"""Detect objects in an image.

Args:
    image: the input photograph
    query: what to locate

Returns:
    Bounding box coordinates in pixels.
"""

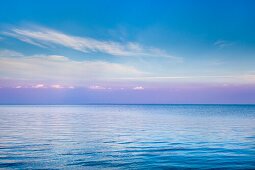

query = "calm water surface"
[0,105,254,169]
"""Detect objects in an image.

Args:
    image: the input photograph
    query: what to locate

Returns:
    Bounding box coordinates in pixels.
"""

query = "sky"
[0,0,255,104]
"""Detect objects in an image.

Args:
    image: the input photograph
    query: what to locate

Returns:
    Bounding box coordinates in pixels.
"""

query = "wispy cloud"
[113,75,255,84]
[0,50,143,85]
[0,49,24,57]
[51,84,64,88]
[2,26,182,61]
[32,84,45,88]
[13,84,76,89]
[117,75,234,80]
[89,85,106,90]
[214,40,234,48]
[133,86,144,90]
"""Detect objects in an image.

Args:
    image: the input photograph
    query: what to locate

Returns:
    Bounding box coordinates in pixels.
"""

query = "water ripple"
[0,105,254,169]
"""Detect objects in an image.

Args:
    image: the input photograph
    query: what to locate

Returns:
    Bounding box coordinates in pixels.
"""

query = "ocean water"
[0,105,254,169]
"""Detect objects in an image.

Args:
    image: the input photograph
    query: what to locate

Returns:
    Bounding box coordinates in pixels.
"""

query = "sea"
[0,105,254,169]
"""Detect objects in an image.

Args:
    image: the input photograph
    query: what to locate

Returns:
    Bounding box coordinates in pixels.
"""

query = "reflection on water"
[0,105,255,169]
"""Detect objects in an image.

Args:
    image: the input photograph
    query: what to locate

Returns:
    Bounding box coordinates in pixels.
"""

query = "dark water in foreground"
[0,105,254,169]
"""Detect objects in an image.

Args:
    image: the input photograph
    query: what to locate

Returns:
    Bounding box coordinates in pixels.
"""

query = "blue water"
[0,105,254,169]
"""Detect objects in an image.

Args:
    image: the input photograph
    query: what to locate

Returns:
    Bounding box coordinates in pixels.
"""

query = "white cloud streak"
[51,84,64,88]
[89,85,106,90]
[0,50,144,85]
[32,84,45,88]
[2,26,182,61]
[133,86,144,90]
[116,75,235,80]
[214,40,233,48]
[112,75,255,84]
[0,49,24,57]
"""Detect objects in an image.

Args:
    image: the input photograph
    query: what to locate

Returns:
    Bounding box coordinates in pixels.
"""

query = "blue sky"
[0,0,255,103]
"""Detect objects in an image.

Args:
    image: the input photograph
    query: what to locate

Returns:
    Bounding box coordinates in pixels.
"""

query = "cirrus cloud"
[2,25,182,61]
[214,40,234,48]
[0,50,144,86]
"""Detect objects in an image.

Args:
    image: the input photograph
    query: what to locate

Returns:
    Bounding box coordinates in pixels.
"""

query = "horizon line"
[0,103,255,106]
